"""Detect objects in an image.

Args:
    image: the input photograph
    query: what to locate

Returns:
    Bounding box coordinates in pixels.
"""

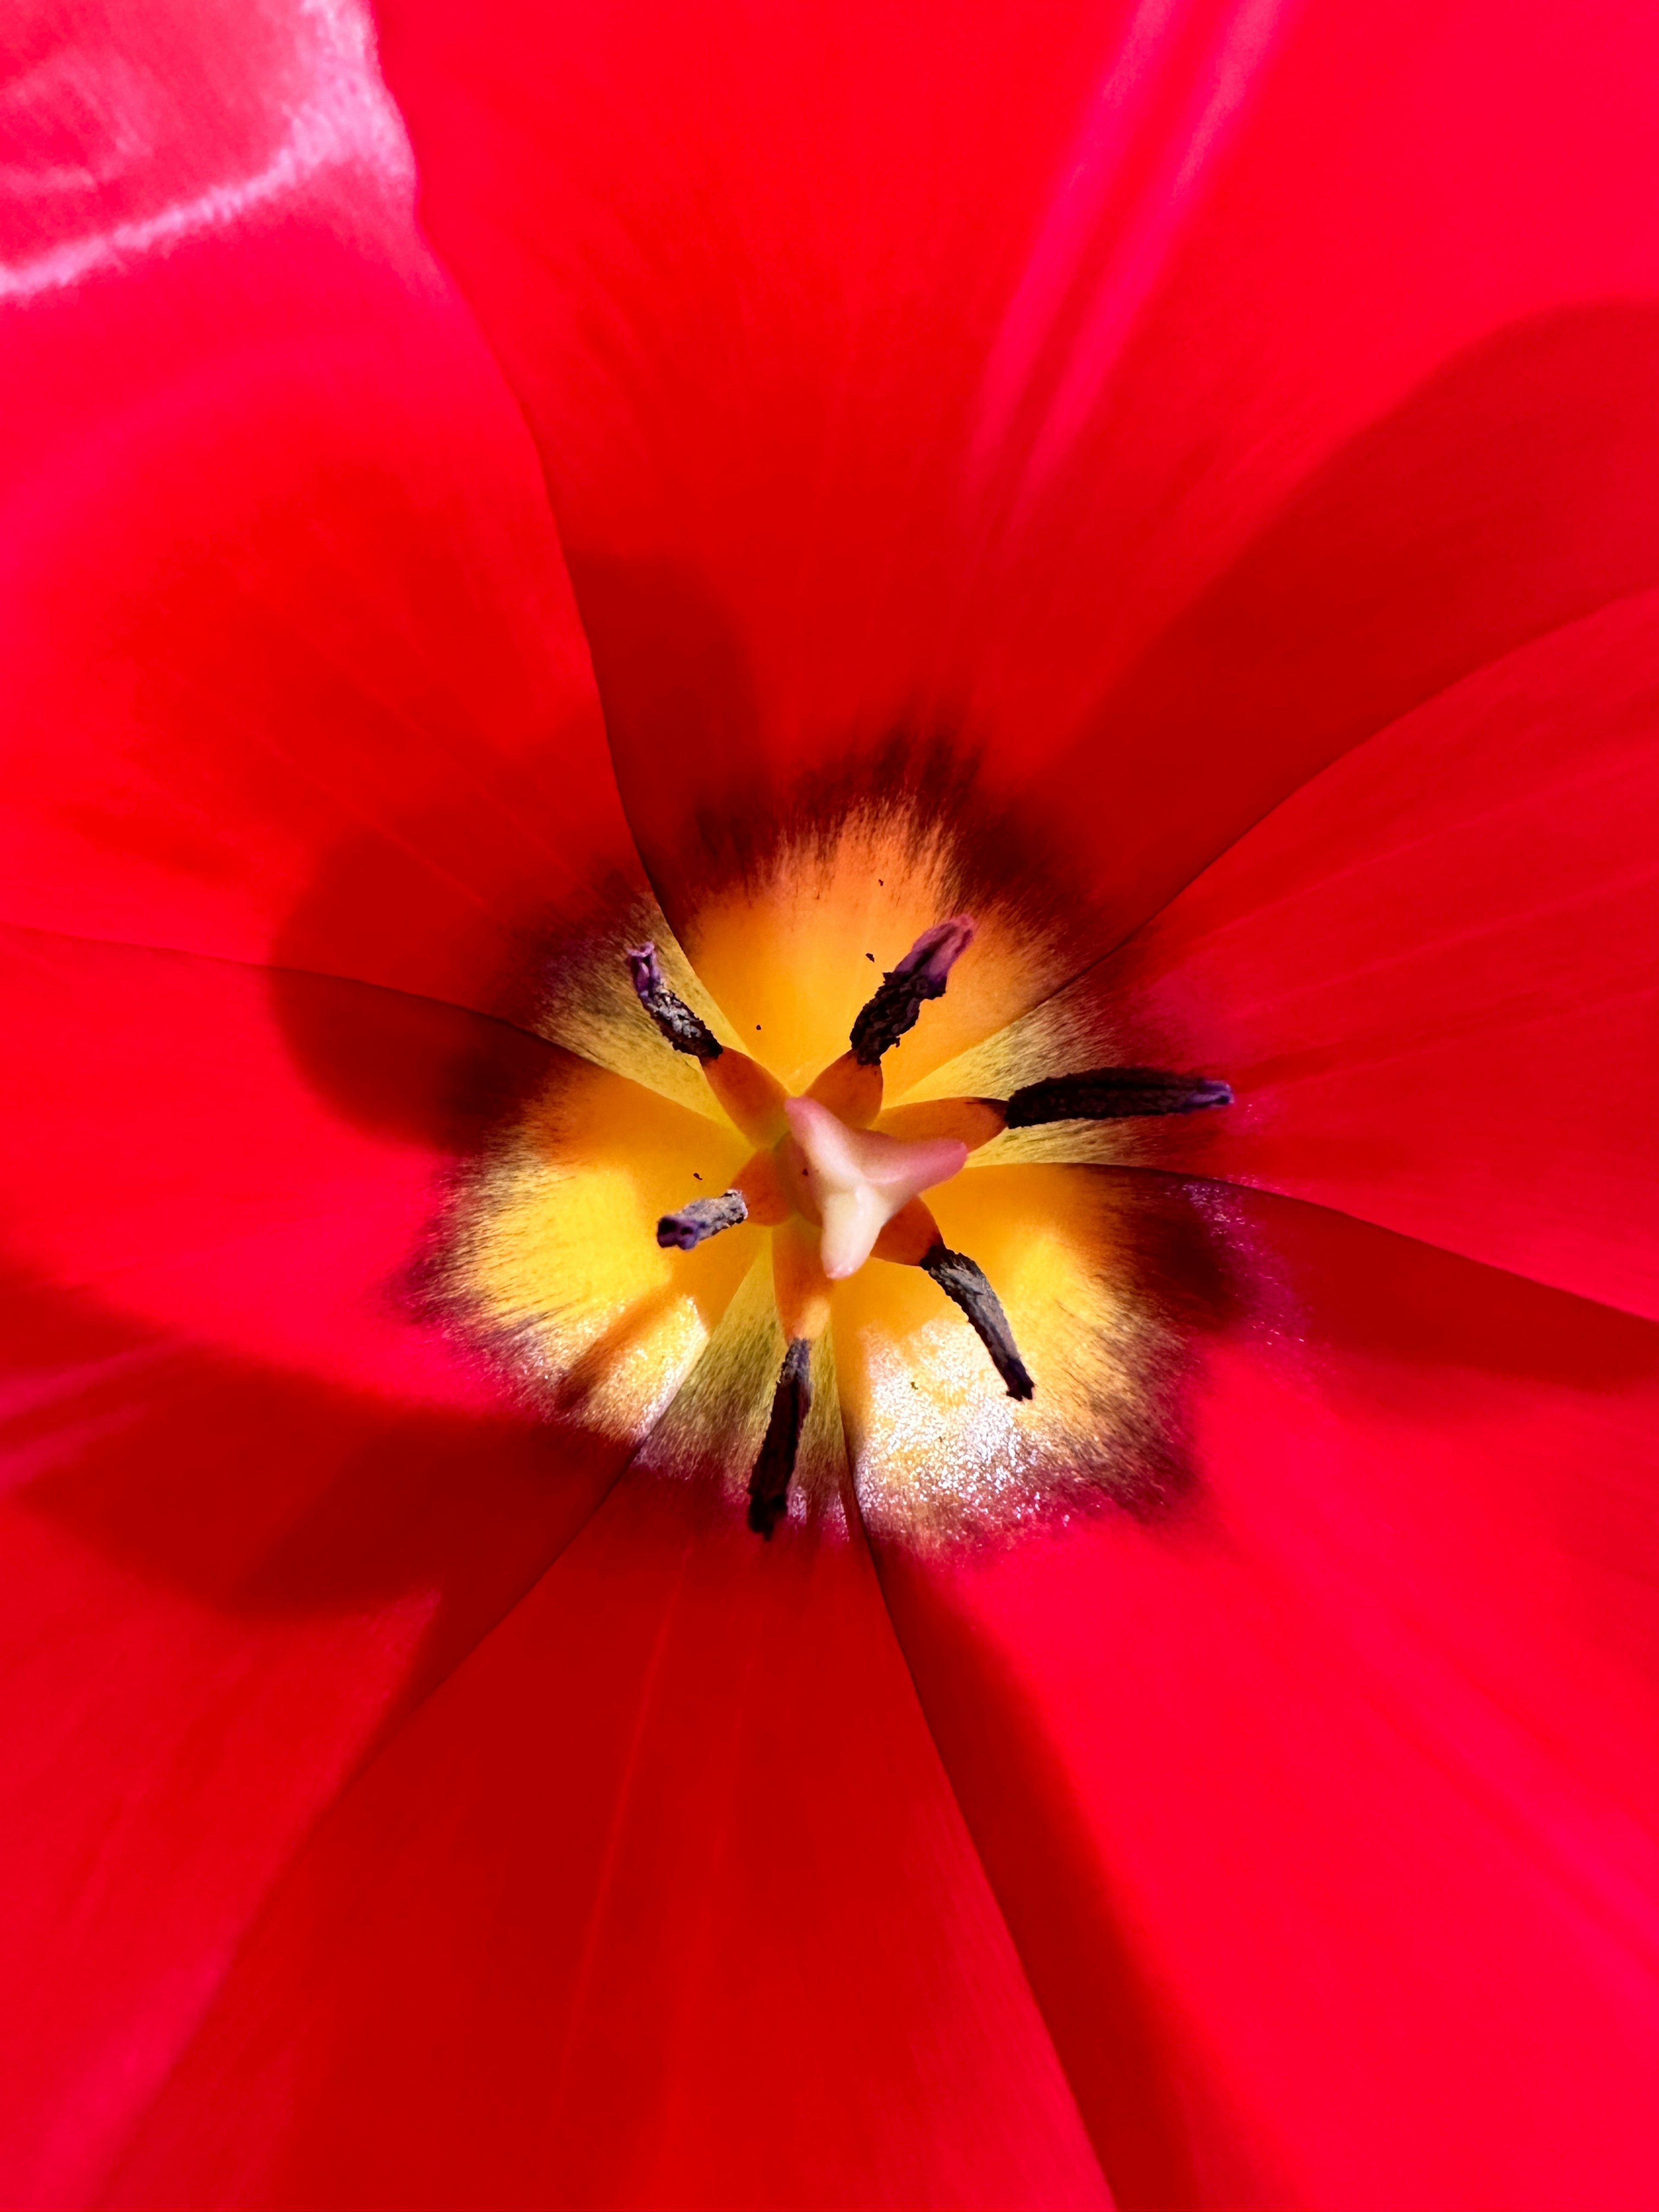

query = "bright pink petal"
[101,1474,1110,2212]
[877,1189,1659,2212]
[1049,591,1659,1319]
[2,2,639,1023]
[1,0,404,281]
[377,0,1659,947]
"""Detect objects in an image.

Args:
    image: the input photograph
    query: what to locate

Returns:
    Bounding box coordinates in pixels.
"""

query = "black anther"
[748,1337,813,1538]
[625,943,723,1061]
[657,1189,749,1250]
[1002,1067,1232,1126]
[919,1244,1034,1400]
[849,915,974,1065]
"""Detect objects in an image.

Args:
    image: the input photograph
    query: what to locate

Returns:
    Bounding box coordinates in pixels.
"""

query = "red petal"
[1056,592,1659,1319]
[1,0,404,279]
[0,1261,618,2208]
[2,8,638,1023]
[102,1475,1110,2211]
[877,1191,1659,2211]
[0,924,547,1401]
[0,920,628,2202]
[0,1247,626,2212]
[377,0,1659,947]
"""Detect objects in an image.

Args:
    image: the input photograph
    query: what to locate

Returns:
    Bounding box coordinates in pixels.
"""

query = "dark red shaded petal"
[102,1475,1110,2212]
[2,16,639,1023]
[1052,593,1659,1319]
[377,0,1659,950]
[876,1190,1659,2212]
[1040,296,1659,949]
[0,924,552,1399]
[0,923,628,2203]
[0,1282,620,2212]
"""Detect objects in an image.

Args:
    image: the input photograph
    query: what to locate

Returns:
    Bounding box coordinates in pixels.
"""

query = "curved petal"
[875,1189,1659,2212]
[377,0,1659,950]
[1,0,407,286]
[101,1474,1110,2212]
[0,923,541,1399]
[0,1254,619,2210]
[0,916,633,2202]
[1,1,641,1027]
[968,592,1659,1319]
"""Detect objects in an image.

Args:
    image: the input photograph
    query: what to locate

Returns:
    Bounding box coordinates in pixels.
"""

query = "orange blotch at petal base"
[440,819,1233,1548]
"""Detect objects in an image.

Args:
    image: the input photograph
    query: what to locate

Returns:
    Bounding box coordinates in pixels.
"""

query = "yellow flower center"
[440,811,1233,1548]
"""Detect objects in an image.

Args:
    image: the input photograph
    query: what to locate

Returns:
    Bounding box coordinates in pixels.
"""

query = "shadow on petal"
[1052,297,1659,945]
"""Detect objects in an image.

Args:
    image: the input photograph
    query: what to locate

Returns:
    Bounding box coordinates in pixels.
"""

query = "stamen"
[625,943,723,1061]
[748,1336,813,1538]
[657,1188,748,1250]
[920,1243,1035,1400]
[1003,1067,1233,1125]
[849,915,975,1065]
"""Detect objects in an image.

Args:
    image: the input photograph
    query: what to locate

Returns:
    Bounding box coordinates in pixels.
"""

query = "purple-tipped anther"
[892,914,975,987]
[849,913,976,1063]
[1002,1067,1233,1125]
[624,941,722,1061]
[657,1189,748,1249]
[624,942,663,998]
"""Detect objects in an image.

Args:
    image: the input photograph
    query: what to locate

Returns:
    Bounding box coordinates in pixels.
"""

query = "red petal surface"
[0,930,625,2205]
[0,1267,616,2210]
[877,1189,1659,2212]
[1055,591,1659,1319]
[0,924,541,1400]
[9,8,1659,2208]
[2,0,403,278]
[102,1474,1110,2212]
[2,1,637,1023]
[378,0,1659,953]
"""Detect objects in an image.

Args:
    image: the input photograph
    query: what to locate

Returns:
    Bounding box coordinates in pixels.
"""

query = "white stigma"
[784,1096,967,1280]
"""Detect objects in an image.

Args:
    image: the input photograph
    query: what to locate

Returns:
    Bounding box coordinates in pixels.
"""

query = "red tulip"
[4,0,1659,2206]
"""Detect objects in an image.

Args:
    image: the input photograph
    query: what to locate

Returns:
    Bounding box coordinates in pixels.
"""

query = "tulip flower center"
[624,918,1231,1537]
[447,824,1233,1550]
